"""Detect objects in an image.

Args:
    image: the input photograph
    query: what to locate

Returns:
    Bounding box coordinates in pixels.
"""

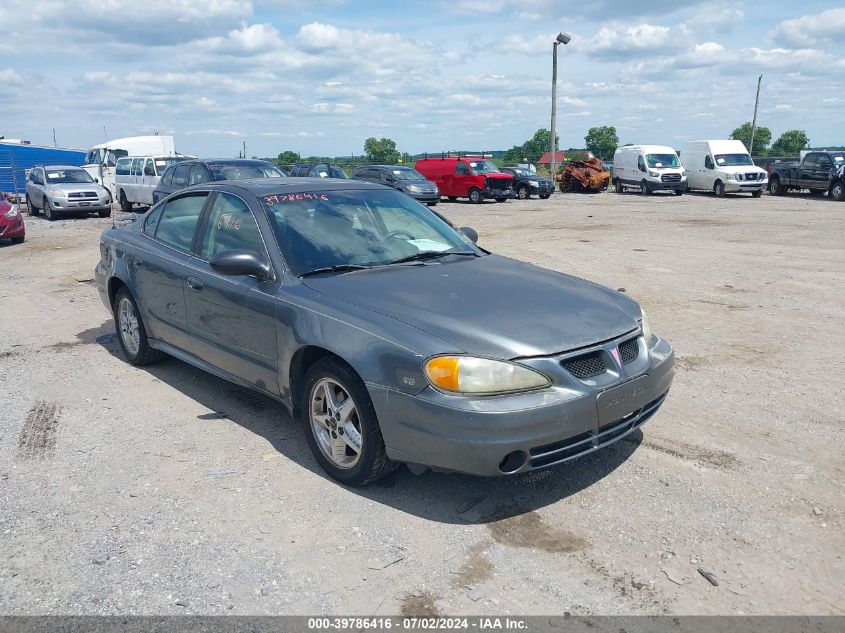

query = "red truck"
[415,156,513,203]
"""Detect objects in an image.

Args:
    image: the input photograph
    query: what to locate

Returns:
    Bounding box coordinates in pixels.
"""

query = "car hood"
[301,254,641,359]
[50,183,108,194]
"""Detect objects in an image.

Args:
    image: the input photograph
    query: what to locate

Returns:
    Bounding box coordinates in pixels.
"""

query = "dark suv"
[352,165,439,205]
[152,159,285,204]
[500,167,554,200]
[289,163,349,179]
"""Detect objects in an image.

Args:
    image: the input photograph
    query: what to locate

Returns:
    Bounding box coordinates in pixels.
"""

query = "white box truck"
[613,145,686,195]
[679,140,767,198]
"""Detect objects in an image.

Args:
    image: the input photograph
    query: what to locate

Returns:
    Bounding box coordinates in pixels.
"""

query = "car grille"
[561,350,606,379]
[486,178,509,191]
[527,391,668,469]
[661,173,681,182]
[67,191,99,199]
[618,337,640,364]
[744,173,763,181]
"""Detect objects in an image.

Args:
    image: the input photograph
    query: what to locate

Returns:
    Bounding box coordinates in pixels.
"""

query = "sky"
[1,0,843,158]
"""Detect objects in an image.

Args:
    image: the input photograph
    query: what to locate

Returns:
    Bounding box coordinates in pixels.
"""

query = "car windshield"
[646,154,680,168]
[468,161,500,174]
[44,168,94,184]
[714,153,753,166]
[155,157,187,170]
[207,163,285,181]
[508,168,533,177]
[261,189,478,276]
[391,168,425,181]
[310,165,349,179]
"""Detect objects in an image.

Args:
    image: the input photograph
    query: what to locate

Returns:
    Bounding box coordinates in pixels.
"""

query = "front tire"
[300,357,396,486]
[119,190,132,214]
[43,197,56,221]
[98,208,112,218]
[752,190,763,198]
[468,188,482,204]
[714,180,726,198]
[11,236,24,244]
[831,181,844,202]
[112,287,165,365]
[539,194,551,199]
[769,177,783,196]
[674,189,684,196]
[516,185,529,200]
[640,180,651,196]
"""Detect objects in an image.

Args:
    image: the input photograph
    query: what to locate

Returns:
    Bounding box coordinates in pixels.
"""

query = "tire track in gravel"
[18,401,62,459]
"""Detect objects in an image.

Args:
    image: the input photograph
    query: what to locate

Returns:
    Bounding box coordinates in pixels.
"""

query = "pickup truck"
[769,151,845,201]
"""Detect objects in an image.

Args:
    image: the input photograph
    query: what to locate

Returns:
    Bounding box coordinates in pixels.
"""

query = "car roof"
[38,164,86,170]
[184,178,386,195]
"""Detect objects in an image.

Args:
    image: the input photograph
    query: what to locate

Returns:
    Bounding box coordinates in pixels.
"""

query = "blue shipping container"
[0,141,86,196]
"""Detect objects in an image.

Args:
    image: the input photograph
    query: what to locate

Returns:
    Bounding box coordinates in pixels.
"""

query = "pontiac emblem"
[610,347,622,368]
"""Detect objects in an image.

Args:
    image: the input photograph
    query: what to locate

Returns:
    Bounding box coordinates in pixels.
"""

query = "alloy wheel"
[117,297,140,356]
[309,378,363,469]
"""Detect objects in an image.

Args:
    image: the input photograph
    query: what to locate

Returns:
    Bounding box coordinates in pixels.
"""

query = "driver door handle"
[187,277,204,291]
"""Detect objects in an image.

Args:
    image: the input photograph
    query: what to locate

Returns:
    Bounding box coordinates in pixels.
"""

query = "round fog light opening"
[499,450,528,474]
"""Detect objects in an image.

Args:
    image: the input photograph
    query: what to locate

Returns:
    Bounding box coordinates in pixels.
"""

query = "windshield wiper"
[299,264,373,277]
[388,250,478,265]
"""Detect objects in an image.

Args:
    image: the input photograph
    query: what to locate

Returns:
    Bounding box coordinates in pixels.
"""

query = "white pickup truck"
[114,155,192,212]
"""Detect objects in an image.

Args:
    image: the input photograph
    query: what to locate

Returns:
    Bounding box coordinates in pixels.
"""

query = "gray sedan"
[95,179,674,486]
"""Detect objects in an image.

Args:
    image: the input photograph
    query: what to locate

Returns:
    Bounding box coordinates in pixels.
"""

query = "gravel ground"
[0,190,842,616]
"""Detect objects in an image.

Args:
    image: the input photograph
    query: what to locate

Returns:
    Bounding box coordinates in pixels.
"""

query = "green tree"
[729,122,771,154]
[584,126,618,161]
[770,130,809,156]
[364,137,400,164]
[276,150,300,165]
[503,129,559,164]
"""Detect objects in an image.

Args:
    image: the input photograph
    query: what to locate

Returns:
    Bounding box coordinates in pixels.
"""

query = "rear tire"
[674,189,684,196]
[300,357,397,486]
[447,196,457,202]
[26,195,38,216]
[516,185,529,200]
[615,179,623,194]
[468,188,482,204]
[539,194,551,199]
[769,177,783,196]
[831,181,844,202]
[714,181,726,198]
[119,190,132,214]
[112,287,165,366]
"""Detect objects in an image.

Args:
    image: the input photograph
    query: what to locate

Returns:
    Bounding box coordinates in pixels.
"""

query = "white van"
[679,140,768,197]
[613,145,686,195]
[114,154,193,211]
[82,136,179,199]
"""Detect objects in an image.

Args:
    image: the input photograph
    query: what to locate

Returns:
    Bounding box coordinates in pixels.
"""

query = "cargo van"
[680,140,767,197]
[613,145,686,195]
[83,136,182,200]
[114,154,192,211]
[414,156,512,203]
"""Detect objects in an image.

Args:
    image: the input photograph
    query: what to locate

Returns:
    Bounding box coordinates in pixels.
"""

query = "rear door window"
[189,165,210,186]
[153,194,208,251]
[172,165,190,188]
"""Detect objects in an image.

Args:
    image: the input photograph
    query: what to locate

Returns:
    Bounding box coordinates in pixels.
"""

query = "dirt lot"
[0,190,842,616]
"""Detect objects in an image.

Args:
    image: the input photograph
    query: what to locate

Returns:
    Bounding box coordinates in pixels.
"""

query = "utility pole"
[749,74,762,154]
[549,32,571,177]
[52,128,57,147]
[243,140,247,159]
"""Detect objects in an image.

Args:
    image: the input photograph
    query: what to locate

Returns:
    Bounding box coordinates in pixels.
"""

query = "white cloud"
[0,68,23,82]
[770,8,845,48]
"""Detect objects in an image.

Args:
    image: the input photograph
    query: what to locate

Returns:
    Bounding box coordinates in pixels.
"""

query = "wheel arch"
[288,345,353,415]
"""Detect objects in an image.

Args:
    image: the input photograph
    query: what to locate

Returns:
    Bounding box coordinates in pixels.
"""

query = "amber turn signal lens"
[424,356,460,391]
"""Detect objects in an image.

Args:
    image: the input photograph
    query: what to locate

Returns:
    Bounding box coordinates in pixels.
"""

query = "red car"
[415,156,513,203]
[0,193,25,244]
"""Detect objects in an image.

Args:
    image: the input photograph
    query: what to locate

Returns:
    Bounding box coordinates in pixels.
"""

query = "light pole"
[549,31,571,177]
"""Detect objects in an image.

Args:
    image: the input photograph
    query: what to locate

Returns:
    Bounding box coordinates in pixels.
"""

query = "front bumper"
[51,197,111,211]
[406,190,440,203]
[0,214,25,239]
[726,179,767,193]
[371,335,674,476]
[483,188,513,200]
[652,180,686,191]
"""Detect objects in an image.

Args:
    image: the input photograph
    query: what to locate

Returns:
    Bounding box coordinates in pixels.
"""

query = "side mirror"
[94,177,99,183]
[210,250,272,280]
[460,226,478,243]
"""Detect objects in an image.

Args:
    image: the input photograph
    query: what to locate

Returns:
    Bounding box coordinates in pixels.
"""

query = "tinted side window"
[172,165,190,188]
[116,160,131,176]
[154,194,208,251]
[131,158,143,177]
[189,165,210,185]
[198,193,264,260]
[455,162,470,176]
[705,155,714,169]
[637,156,646,171]
[144,159,155,176]
[803,155,817,169]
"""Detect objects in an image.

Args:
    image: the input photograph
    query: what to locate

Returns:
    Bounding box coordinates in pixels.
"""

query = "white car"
[680,140,767,198]
[613,144,686,196]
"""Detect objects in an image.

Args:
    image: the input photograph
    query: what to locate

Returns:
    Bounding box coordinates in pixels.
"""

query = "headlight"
[406,185,421,193]
[424,356,550,394]
[528,180,539,187]
[649,171,660,178]
[640,309,656,347]
[48,189,65,197]
[3,207,19,218]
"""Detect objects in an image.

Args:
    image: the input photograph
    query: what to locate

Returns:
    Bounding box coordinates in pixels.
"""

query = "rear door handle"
[187,277,204,291]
